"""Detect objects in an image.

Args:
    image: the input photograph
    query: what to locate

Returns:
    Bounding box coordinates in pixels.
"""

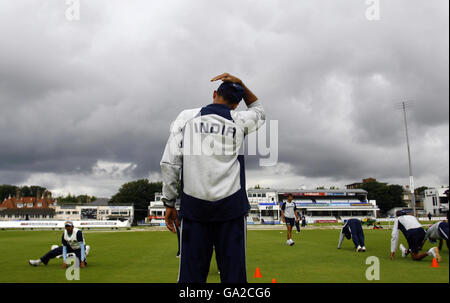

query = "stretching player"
[281,194,299,246]
[390,210,440,262]
[337,218,366,252]
[29,221,88,268]
[423,220,449,251]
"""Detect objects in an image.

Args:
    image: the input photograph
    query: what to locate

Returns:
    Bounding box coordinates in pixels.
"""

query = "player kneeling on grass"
[281,194,299,246]
[337,218,366,252]
[29,221,89,268]
[423,220,449,251]
[390,210,440,262]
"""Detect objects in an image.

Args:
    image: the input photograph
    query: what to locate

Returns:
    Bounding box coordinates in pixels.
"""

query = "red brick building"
[0,193,56,221]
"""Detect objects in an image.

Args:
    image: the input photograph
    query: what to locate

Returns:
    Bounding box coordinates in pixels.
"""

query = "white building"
[423,187,449,216]
[148,188,379,225]
[54,200,134,223]
[147,193,180,225]
[277,189,378,222]
[247,189,279,224]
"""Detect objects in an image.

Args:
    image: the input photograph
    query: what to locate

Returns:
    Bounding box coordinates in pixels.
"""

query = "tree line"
[0,185,97,205]
[0,185,49,201]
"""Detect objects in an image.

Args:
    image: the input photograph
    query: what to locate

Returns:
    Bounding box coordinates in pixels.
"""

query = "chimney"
[16,188,21,200]
[36,189,41,202]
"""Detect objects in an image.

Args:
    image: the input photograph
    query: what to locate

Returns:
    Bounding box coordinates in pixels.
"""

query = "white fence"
[0,220,131,229]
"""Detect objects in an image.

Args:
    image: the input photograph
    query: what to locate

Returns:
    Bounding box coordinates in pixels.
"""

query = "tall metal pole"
[402,102,416,216]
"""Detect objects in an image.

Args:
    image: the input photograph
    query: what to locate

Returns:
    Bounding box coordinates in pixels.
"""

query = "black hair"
[217,82,244,105]
[217,89,239,105]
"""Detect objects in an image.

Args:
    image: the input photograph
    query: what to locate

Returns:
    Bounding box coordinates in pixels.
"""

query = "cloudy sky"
[0,0,448,197]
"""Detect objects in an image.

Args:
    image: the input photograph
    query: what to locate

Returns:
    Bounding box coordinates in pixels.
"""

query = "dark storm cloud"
[0,0,448,195]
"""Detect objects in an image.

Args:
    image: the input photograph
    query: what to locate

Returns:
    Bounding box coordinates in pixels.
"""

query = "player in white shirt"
[161,73,264,283]
[29,221,89,268]
[423,220,449,251]
[281,194,299,246]
[390,210,440,262]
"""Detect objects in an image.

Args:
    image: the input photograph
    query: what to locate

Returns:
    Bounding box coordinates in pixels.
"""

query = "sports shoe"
[400,244,407,258]
[286,240,291,246]
[29,259,41,266]
[86,245,91,256]
[428,247,441,262]
[356,245,362,252]
[290,240,295,246]
[361,246,366,252]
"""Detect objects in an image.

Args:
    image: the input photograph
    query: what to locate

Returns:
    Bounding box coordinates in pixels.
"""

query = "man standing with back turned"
[161,73,265,283]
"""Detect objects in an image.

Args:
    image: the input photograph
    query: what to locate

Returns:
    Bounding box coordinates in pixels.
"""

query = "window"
[37,203,42,207]
[27,203,33,207]
[72,211,79,215]
[261,210,273,217]
[17,203,23,208]
[262,194,266,197]
[65,211,71,214]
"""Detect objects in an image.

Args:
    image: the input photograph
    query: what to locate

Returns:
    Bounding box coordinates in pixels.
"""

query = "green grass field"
[0,228,448,283]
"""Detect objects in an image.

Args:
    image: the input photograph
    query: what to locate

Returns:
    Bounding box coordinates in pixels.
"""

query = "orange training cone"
[254,267,262,278]
[271,278,277,283]
[431,258,440,268]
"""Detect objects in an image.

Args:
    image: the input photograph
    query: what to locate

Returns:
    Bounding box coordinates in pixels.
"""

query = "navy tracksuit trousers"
[40,246,84,265]
[346,219,365,248]
[178,216,247,283]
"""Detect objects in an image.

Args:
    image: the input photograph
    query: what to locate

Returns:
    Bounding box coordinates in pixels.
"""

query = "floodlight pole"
[402,102,416,217]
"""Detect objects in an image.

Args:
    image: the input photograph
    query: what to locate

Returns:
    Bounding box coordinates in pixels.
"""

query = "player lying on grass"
[423,220,449,251]
[390,210,441,262]
[281,194,299,246]
[29,221,88,268]
[337,218,366,251]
